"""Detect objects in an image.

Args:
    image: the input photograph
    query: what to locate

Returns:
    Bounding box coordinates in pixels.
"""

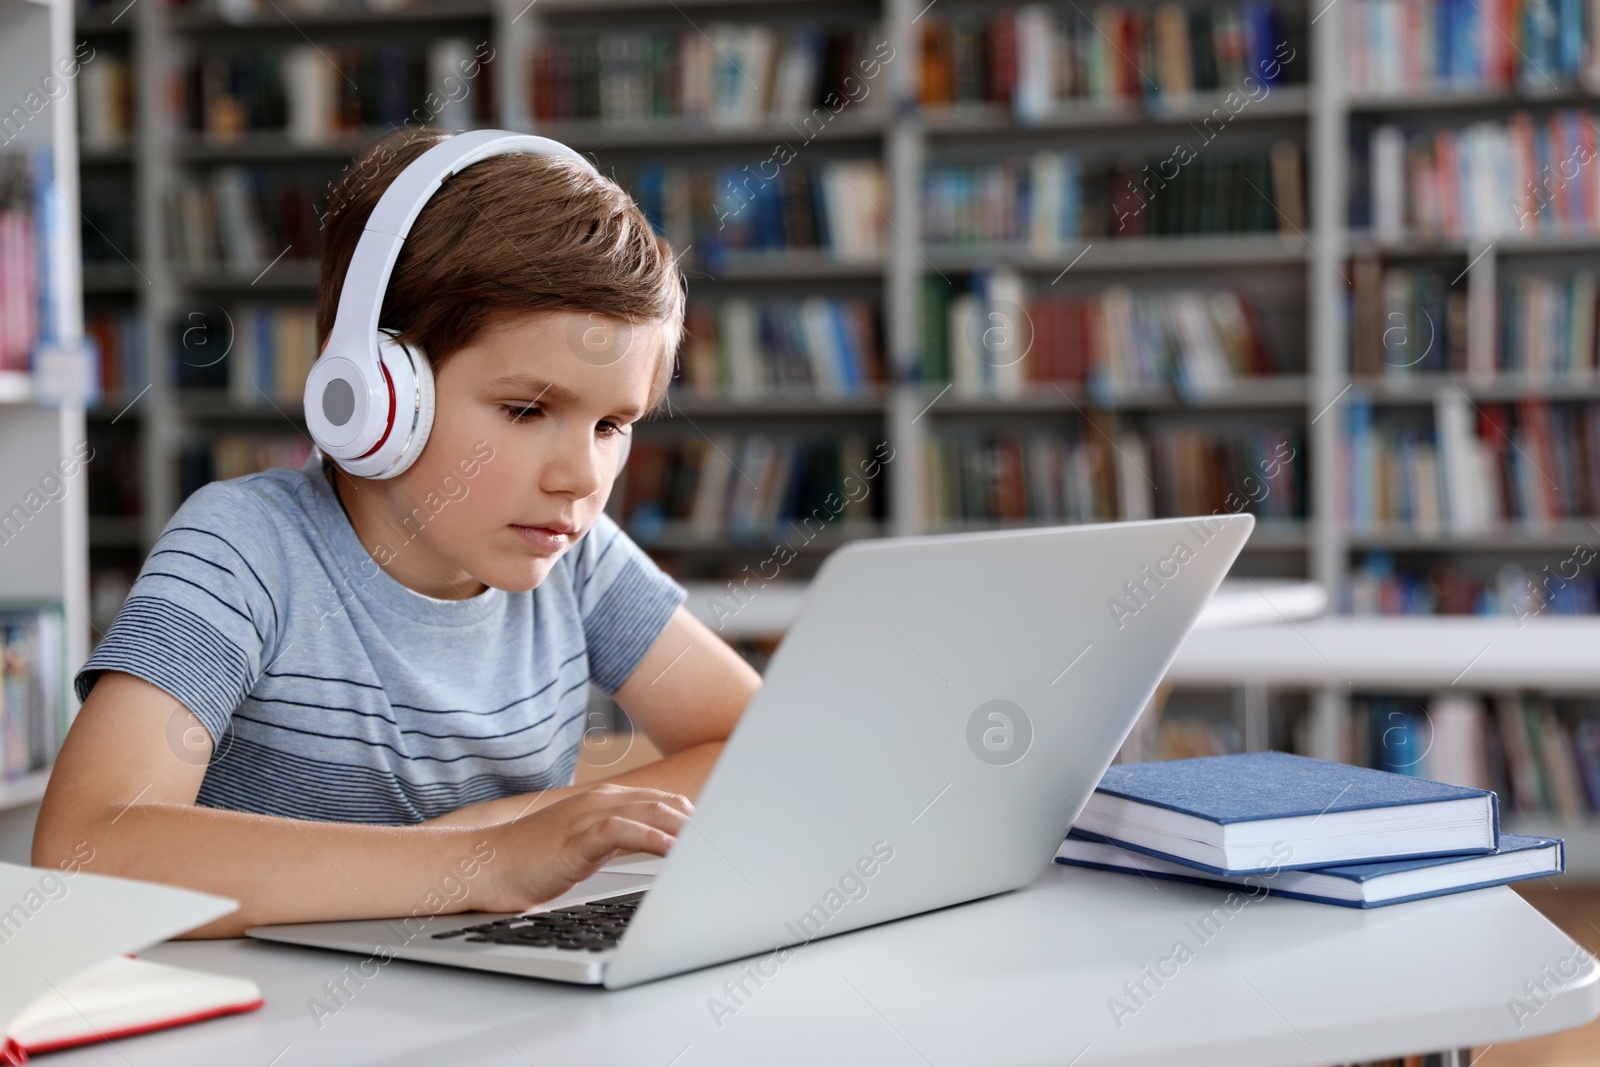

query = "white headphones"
[305,129,633,480]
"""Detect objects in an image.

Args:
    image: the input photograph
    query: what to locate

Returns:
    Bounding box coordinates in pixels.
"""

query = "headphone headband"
[325,131,602,361]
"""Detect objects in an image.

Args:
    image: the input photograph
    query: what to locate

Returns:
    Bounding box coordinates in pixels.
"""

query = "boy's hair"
[316,126,683,411]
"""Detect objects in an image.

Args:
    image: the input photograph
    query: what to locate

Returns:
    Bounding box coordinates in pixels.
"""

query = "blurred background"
[3,0,1600,1058]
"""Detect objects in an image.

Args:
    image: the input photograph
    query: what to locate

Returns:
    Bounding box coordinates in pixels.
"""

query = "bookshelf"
[71,0,1600,878]
[0,0,92,864]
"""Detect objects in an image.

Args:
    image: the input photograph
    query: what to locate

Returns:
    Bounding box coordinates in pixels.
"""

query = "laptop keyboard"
[428,890,647,953]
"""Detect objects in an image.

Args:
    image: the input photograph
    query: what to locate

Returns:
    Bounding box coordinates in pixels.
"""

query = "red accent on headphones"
[353,360,398,461]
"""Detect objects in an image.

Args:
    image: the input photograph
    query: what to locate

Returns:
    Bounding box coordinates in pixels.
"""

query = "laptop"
[247,513,1253,989]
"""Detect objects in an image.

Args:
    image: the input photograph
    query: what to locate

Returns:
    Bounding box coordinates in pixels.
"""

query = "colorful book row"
[613,434,890,544]
[1352,263,1599,379]
[1343,397,1600,532]
[166,39,489,143]
[77,52,133,151]
[630,159,886,263]
[1354,693,1600,819]
[922,271,1281,398]
[168,304,318,403]
[919,1,1299,116]
[0,608,66,782]
[87,307,148,401]
[1347,551,1597,617]
[1342,0,1594,96]
[529,24,888,126]
[1361,109,1600,241]
[178,434,313,501]
[165,166,320,271]
[676,298,885,397]
[924,423,1302,525]
[0,148,62,374]
[924,142,1306,246]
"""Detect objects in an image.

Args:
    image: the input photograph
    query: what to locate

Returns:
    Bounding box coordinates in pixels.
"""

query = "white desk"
[46,864,1598,1067]
[1166,616,1600,690]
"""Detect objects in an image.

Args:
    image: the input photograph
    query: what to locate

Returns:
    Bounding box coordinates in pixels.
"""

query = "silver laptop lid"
[604,514,1254,988]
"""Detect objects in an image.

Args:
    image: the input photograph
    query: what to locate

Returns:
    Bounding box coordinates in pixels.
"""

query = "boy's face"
[354,309,662,598]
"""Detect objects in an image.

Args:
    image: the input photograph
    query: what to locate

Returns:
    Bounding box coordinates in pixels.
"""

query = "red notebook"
[1,956,263,1063]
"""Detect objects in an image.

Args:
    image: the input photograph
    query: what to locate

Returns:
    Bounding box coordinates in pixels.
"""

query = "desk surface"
[49,865,1598,1067]
[1166,616,1600,689]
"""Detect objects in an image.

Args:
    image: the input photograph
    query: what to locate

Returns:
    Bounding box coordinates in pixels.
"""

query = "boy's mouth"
[510,523,572,552]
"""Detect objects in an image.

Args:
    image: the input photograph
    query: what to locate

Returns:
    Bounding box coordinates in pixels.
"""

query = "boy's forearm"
[600,739,724,796]
[418,740,727,830]
[41,802,499,938]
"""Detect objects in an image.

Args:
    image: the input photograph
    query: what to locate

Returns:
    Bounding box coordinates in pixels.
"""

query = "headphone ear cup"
[390,338,435,478]
[327,332,434,479]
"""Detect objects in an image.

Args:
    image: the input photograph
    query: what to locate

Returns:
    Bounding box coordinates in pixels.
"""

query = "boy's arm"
[421,606,760,828]
[34,672,692,937]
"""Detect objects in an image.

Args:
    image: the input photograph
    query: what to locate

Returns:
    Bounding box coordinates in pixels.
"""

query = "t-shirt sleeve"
[571,509,688,696]
[75,482,284,746]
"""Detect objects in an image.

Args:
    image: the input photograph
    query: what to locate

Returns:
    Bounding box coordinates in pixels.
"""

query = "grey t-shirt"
[76,453,687,825]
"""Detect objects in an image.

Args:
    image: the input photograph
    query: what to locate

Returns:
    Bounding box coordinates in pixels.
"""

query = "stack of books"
[1056,751,1563,908]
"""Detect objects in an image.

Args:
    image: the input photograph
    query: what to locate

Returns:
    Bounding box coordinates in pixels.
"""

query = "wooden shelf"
[535,0,823,12]
[531,111,888,149]
[175,132,388,163]
[76,7,133,32]
[926,234,1310,273]
[89,516,144,548]
[924,377,1310,413]
[82,263,141,293]
[658,388,888,417]
[920,86,1311,135]
[1348,524,1600,552]
[1357,374,1600,404]
[166,0,492,30]
[1347,85,1600,113]
[80,145,133,165]
[688,249,885,281]
[173,261,320,292]
[1348,231,1600,256]
[173,391,307,419]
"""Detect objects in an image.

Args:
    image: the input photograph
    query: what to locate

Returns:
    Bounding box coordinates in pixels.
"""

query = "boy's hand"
[470,783,692,913]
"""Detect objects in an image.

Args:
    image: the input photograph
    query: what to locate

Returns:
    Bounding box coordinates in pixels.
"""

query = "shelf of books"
[74,0,1600,879]
[0,0,93,856]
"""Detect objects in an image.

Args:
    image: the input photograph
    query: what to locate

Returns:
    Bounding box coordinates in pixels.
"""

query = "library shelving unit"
[75,0,1600,873]
[0,0,91,863]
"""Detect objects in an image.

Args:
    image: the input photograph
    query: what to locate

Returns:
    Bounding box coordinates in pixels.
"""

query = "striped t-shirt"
[75,452,687,825]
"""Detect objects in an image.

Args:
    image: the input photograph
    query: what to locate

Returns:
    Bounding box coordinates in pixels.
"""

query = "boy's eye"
[500,403,625,439]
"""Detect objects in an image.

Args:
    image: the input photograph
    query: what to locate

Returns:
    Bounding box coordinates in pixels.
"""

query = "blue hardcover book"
[1073,751,1500,875]
[1055,829,1562,908]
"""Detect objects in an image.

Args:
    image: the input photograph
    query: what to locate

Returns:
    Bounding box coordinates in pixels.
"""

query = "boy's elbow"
[30,816,101,876]
[32,782,133,876]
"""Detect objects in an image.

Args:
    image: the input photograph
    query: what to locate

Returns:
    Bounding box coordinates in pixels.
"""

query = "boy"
[33,128,762,938]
